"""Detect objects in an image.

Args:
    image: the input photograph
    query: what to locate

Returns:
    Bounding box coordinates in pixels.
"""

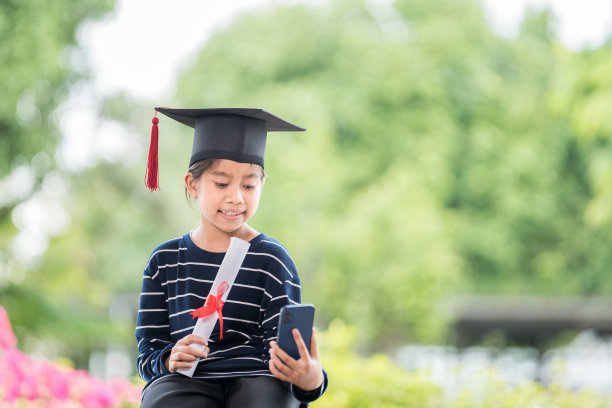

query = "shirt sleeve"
[258,247,328,403]
[260,269,301,366]
[291,369,329,403]
[135,255,173,382]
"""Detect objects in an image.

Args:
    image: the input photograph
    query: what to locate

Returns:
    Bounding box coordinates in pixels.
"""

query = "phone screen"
[276,304,315,360]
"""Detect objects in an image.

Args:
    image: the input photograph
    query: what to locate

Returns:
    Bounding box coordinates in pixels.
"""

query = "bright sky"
[484,0,612,50]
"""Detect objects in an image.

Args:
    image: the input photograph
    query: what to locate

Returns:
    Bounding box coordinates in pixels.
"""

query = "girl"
[136,108,327,407]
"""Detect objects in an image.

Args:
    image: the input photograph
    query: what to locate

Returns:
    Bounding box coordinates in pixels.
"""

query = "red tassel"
[145,115,160,191]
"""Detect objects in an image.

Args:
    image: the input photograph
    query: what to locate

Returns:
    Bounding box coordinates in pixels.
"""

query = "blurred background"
[3,0,612,404]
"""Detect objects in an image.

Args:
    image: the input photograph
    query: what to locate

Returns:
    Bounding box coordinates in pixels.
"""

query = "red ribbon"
[190,282,230,339]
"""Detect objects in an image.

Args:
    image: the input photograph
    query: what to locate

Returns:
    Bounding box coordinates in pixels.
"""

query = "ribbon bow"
[190,281,230,340]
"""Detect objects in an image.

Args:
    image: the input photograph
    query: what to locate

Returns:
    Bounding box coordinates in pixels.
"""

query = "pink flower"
[0,305,143,407]
[37,359,70,400]
[108,378,143,404]
[0,306,17,350]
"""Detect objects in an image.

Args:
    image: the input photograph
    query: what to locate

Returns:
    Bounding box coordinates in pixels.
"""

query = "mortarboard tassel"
[145,113,160,191]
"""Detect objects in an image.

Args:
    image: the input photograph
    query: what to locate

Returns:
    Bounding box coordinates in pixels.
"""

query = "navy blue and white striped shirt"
[136,232,326,401]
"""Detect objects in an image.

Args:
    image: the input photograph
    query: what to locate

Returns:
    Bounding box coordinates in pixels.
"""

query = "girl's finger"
[269,358,291,382]
[271,341,297,368]
[178,334,208,347]
[309,328,319,360]
[173,351,199,362]
[292,328,310,361]
[185,345,208,358]
[173,345,205,359]
[170,361,193,372]
[271,353,291,373]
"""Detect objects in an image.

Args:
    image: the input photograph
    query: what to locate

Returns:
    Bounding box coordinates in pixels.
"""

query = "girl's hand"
[269,328,324,392]
[164,334,209,373]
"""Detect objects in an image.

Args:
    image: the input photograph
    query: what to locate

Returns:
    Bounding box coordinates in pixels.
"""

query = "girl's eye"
[215,182,228,188]
[244,185,256,190]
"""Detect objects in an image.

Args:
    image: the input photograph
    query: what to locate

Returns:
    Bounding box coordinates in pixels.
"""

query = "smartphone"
[276,304,315,360]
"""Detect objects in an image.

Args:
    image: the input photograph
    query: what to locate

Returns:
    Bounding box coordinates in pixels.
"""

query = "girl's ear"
[184,172,198,198]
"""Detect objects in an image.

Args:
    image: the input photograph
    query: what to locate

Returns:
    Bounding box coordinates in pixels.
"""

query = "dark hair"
[185,159,266,204]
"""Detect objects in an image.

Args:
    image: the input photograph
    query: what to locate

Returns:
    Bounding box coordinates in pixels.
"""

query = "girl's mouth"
[219,210,245,217]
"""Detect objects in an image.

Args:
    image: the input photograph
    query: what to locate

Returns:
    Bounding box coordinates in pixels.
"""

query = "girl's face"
[186,159,263,238]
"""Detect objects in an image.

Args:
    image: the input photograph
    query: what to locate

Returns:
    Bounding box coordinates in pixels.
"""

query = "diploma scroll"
[177,237,251,377]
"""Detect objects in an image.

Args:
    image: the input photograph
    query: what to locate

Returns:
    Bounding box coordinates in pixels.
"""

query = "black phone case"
[276,304,315,360]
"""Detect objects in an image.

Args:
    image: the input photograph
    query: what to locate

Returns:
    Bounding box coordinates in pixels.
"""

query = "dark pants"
[140,375,302,408]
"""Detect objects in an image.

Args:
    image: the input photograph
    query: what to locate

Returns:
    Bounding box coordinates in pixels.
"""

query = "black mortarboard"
[145,107,305,191]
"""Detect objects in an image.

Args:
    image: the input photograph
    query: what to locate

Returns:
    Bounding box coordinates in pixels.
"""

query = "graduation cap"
[145,107,305,191]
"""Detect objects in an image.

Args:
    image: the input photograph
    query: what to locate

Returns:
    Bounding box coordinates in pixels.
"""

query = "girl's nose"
[226,184,243,203]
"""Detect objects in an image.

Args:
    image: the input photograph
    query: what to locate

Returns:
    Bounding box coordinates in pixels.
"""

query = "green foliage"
[0,283,128,367]
[174,0,477,344]
[0,0,113,176]
[316,320,443,407]
[170,0,612,346]
[450,380,612,408]
[5,0,612,370]
[316,321,612,408]
[0,0,114,363]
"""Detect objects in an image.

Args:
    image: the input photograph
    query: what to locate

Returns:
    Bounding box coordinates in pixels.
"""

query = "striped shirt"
[136,232,326,400]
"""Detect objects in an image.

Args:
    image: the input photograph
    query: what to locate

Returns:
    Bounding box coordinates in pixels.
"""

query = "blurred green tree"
[5,0,612,368]
[170,0,612,347]
[0,0,115,366]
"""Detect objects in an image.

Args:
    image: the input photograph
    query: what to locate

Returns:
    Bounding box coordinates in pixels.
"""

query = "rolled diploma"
[177,237,251,377]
